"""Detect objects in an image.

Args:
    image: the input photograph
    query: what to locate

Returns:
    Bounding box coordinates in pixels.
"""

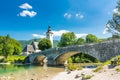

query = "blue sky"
[0,0,118,40]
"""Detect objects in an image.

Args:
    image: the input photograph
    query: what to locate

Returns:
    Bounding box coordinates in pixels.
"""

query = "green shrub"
[116,55,120,65]
[68,52,100,63]
[85,75,93,79]
[93,66,103,72]
[104,55,120,65]
[104,60,111,65]
[116,68,120,72]
[68,57,73,63]
[68,63,82,71]
[5,55,27,63]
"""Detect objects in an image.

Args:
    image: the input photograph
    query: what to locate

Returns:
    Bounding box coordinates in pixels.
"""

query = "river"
[0,64,64,80]
[0,63,100,80]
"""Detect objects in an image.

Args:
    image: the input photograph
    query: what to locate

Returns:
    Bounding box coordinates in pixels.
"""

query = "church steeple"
[46,26,53,48]
[47,26,52,32]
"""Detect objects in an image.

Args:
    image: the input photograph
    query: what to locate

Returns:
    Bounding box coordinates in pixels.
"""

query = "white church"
[22,26,53,55]
[46,26,54,47]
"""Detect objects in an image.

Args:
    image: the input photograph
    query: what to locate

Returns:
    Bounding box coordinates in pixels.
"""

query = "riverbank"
[0,66,64,80]
[0,65,120,80]
[52,65,120,80]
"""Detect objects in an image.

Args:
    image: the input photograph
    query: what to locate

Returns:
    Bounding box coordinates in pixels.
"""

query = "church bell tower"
[46,26,53,48]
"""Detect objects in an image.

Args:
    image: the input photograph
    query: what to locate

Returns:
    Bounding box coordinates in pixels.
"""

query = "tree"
[105,0,120,35]
[12,39,22,55]
[86,34,98,43]
[0,36,3,55]
[38,38,52,51]
[58,32,76,47]
[68,52,99,63]
[2,43,14,58]
[0,35,22,58]
[75,38,85,45]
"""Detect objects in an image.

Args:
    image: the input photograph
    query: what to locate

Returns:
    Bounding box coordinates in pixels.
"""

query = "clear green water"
[0,63,100,75]
[0,64,64,80]
[0,63,99,80]
[0,64,34,75]
[0,64,64,75]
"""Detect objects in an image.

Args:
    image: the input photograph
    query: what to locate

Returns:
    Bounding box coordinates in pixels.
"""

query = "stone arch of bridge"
[54,51,97,65]
[33,54,46,65]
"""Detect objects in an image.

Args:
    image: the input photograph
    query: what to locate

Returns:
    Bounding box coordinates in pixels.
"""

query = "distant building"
[22,26,54,55]
[31,41,40,52]
[22,45,34,55]
[46,26,53,48]
[22,41,41,55]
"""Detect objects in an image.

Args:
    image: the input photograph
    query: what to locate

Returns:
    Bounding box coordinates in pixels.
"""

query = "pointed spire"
[48,25,52,32]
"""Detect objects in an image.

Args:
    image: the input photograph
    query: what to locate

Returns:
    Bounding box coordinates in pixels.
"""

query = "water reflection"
[0,64,64,80]
[0,64,33,75]
[83,65,97,68]
[0,63,99,80]
[43,57,48,71]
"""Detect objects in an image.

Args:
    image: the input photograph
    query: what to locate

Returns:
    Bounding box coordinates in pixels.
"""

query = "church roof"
[32,41,39,50]
[23,45,34,52]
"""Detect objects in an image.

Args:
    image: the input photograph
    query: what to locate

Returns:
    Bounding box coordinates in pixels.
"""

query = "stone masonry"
[26,39,120,65]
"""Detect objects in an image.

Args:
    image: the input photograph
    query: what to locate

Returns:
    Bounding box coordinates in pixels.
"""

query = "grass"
[85,75,93,79]
[67,63,82,71]
[93,66,103,72]
[3,55,27,63]
[104,55,120,66]
[116,68,120,72]
[104,60,111,65]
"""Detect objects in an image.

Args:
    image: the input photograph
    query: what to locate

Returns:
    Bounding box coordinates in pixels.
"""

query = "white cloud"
[52,30,70,37]
[75,13,84,19]
[64,13,72,19]
[18,10,37,17]
[18,3,37,18]
[103,24,110,34]
[76,34,87,38]
[32,34,46,38]
[113,8,120,15]
[103,27,109,34]
[52,30,87,39]
[32,30,69,39]
[32,30,88,40]
[19,3,32,9]
[64,12,84,19]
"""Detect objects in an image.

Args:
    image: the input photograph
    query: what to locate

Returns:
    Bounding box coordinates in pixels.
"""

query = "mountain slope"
[19,39,59,49]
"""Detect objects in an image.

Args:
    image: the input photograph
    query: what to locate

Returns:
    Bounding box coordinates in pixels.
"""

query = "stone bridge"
[26,39,120,65]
